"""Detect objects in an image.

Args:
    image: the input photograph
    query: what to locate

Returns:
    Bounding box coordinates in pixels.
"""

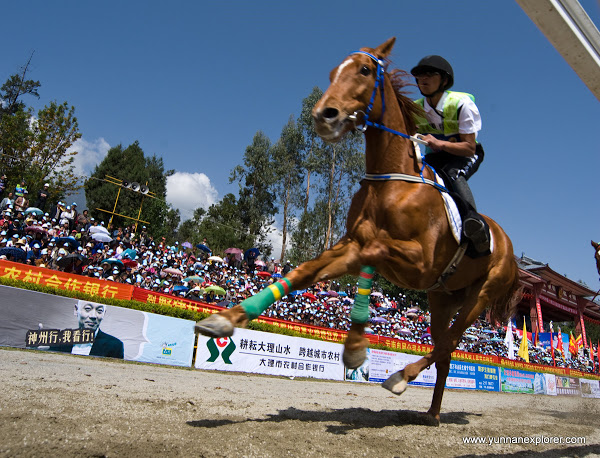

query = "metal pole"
[109,187,122,226]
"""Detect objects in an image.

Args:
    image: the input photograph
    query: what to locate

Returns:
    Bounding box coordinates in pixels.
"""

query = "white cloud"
[166,172,218,221]
[68,137,110,176]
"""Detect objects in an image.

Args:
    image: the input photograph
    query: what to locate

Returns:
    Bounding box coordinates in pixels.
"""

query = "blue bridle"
[348,51,446,192]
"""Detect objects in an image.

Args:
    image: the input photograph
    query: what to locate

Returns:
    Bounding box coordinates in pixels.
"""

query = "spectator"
[35,183,51,210]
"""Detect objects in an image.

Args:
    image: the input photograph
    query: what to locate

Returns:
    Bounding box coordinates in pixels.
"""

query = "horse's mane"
[387,66,425,136]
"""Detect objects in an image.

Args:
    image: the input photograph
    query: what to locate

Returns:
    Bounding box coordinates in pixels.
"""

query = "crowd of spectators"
[0,189,597,374]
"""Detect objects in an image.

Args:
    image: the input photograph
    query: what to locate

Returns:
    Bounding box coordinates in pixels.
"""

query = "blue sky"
[3,1,600,288]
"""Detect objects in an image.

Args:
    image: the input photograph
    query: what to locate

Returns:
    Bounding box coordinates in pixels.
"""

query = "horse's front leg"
[194,237,362,338]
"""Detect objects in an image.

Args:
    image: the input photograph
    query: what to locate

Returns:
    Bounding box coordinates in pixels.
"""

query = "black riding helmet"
[411,55,454,91]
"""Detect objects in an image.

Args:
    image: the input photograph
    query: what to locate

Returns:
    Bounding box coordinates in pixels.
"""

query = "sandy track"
[1,348,599,457]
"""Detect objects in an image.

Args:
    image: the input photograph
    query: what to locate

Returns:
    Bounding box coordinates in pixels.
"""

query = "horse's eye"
[360,66,371,76]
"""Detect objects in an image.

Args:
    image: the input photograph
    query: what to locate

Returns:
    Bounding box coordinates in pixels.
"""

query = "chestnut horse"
[196,37,521,424]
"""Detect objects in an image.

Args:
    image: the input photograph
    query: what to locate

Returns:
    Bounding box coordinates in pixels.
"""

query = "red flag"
[590,338,594,370]
[550,330,555,366]
[557,328,564,356]
[569,332,577,356]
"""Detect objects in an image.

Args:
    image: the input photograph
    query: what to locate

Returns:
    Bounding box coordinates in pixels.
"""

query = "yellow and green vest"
[414,91,475,141]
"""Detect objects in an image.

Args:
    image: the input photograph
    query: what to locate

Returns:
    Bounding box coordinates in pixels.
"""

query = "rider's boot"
[453,176,489,254]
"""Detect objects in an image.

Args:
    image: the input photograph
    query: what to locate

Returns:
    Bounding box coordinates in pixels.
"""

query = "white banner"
[195,328,345,381]
[580,378,600,398]
[354,348,437,386]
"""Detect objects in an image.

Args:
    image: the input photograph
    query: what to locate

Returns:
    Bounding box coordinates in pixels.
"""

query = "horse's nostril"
[323,107,339,120]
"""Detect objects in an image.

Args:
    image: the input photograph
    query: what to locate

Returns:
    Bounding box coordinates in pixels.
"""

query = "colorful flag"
[575,334,583,353]
[549,323,555,366]
[557,327,564,356]
[590,338,594,369]
[504,319,514,360]
[569,332,578,356]
[518,317,529,363]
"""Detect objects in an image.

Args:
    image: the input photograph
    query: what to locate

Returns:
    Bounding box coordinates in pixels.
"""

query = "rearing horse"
[196,37,522,424]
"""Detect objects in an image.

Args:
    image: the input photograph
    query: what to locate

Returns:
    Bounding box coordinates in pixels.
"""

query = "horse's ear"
[592,240,599,249]
[375,37,396,58]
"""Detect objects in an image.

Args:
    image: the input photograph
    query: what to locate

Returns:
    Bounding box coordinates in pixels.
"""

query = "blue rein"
[350,50,447,193]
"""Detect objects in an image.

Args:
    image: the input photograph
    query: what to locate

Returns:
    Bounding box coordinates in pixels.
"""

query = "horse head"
[592,240,600,275]
[312,37,396,143]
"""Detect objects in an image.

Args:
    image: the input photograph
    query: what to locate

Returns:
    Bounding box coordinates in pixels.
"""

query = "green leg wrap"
[350,266,375,324]
[241,277,293,321]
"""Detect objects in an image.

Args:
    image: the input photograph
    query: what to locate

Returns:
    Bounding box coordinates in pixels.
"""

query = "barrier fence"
[1,259,598,381]
[1,282,600,398]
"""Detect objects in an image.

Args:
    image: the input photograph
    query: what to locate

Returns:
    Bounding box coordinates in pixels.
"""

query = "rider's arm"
[421,132,476,157]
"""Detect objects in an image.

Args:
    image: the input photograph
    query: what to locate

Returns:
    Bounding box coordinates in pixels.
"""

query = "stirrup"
[463,218,489,253]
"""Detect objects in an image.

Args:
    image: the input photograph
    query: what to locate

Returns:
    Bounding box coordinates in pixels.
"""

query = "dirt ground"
[1,348,599,457]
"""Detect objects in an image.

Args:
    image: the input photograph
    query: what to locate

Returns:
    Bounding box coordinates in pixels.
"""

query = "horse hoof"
[382,371,408,395]
[194,314,234,338]
[421,412,440,427]
[342,347,366,369]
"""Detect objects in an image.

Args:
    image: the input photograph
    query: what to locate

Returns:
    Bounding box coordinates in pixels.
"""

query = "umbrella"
[406,312,418,319]
[371,317,388,323]
[224,247,243,255]
[326,290,339,297]
[173,285,189,292]
[89,226,110,234]
[121,248,138,260]
[397,328,413,336]
[326,297,340,303]
[254,260,266,267]
[24,207,43,216]
[162,267,183,277]
[122,259,138,268]
[371,291,383,297]
[0,247,27,261]
[204,285,226,295]
[24,225,48,235]
[56,253,89,268]
[91,232,112,243]
[406,307,420,313]
[256,271,271,278]
[302,292,317,301]
[182,241,193,249]
[272,273,282,278]
[54,237,80,249]
[421,332,432,339]
[100,258,123,268]
[208,255,224,263]
[244,247,260,259]
[196,244,212,254]
[184,275,203,282]
[337,291,348,297]
[481,329,498,334]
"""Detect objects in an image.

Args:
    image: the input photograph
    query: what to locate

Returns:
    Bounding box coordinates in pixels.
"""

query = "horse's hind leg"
[195,237,361,337]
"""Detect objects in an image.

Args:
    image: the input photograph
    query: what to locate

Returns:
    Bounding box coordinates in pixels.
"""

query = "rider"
[410,55,489,255]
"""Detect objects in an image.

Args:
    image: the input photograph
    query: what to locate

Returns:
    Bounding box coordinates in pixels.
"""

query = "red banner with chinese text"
[0,260,133,300]
[131,288,223,315]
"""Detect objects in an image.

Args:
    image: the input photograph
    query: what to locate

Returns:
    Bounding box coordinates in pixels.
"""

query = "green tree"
[0,59,81,202]
[84,142,174,237]
[271,116,304,262]
[297,87,324,216]
[230,131,276,254]
[195,193,256,256]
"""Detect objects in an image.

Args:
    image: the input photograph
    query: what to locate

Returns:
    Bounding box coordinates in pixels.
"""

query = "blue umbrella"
[173,285,189,292]
[121,248,138,260]
[0,247,27,261]
[24,207,44,216]
[196,244,212,254]
[272,273,282,278]
[244,247,260,259]
[54,237,80,249]
[100,258,124,268]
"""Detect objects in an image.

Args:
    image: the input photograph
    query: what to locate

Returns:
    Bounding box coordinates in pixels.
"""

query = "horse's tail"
[489,258,523,326]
